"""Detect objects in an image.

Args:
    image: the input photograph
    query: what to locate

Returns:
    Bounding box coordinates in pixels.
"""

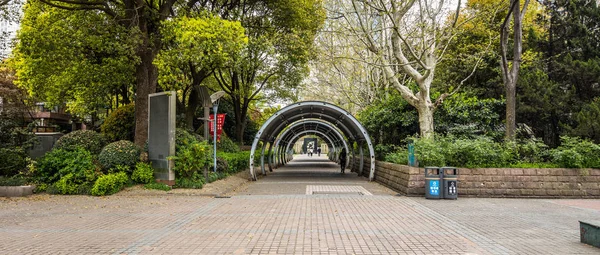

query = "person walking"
[317,147,321,157]
[339,148,347,173]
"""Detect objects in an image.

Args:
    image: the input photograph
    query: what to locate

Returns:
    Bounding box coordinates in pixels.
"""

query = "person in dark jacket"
[339,148,347,173]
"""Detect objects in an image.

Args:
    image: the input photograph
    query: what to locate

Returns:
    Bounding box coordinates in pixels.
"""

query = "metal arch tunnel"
[249,101,376,181]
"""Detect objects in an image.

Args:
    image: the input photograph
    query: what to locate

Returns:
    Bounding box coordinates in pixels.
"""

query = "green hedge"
[35,148,98,184]
[54,130,107,155]
[385,135,600,169]
[98,140,141,171]
[217,151,252,174]
[132,162,154,184]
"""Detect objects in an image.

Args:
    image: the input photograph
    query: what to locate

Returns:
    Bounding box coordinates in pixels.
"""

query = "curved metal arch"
[271,120,347,168]
[266,114,355,141]
[282,130,349,167]
[274,119,347,149]
[250,101,376,181]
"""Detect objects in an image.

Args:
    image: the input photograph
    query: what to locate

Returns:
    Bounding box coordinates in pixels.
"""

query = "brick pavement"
[0,154,598,254]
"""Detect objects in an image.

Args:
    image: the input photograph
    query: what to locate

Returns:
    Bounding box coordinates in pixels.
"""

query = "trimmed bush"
[54,130,106,155]
[132,162,154,184]
[91,172,129,196]
[217,151,251,173]
[0,176,27,186]
[98,140,141,171]
[35,148,98,184]
[100,104,135,142]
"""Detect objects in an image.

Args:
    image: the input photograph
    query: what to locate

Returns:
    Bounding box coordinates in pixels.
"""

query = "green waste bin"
[425,167,442,199]
[442,167,458,200]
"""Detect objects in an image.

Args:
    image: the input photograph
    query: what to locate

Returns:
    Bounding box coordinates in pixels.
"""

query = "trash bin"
[425,167,442,199]
[442,167,458,199]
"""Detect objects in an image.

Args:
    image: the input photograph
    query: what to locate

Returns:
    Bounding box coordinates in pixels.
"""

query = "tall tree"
[500,0,530,141]
[212,0,325,145]
[155,15,247,130]
[10,0,138,121]
[341,0,468,139]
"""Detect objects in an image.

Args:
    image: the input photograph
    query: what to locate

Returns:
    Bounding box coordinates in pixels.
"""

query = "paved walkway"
[0,154,599,254]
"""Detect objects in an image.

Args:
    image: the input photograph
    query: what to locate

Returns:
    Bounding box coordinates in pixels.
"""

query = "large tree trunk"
[185,86,199,130]
[416,96,435,139]
[133,36,158,146]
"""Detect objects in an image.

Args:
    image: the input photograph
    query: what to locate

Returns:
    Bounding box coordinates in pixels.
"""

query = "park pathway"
[0,154,599,254]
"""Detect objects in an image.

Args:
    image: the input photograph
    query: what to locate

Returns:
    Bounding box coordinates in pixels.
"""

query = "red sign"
[209,113,226,142]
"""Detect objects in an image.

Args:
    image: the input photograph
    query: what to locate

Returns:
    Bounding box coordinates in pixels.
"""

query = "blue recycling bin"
[424,167,442,199]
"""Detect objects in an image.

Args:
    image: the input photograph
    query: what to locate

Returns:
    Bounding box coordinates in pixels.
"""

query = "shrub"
[171,141,212,178]
[98,140,141,171]
[551,149,583,168]
[0,176,27,186]
[144,182,171,191]
[217,151,251,173]
[176,128,199,153]
[34,148,97,184]
[216,157,228,173]
[0,148,28,176]
[91,172,129,196]
[207,172,226,183]
[555,136,600,168]
[54,130,106,155]
[132,162,154,184]
[174,172,204,189]
[217,134,240,152]
[100,104,135,142]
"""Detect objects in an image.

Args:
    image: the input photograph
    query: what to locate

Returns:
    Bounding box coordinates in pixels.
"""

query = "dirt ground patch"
[118,170,254,197]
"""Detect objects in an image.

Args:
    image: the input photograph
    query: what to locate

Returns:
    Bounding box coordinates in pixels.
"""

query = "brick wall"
[352,158,600,198]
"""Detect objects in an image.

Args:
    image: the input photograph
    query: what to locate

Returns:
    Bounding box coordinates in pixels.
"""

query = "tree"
[155,15,247,130]
[212,0,325,145]
[500,0,530,141]
[340,0,468,139]
[10,0,138,122]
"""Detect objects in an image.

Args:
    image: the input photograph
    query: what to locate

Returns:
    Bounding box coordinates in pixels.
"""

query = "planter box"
[0,185,36,197]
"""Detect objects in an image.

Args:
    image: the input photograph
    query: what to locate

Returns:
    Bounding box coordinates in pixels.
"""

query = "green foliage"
[174,172,204,189]
[144,182,171,191]
[217,134,240,153]
[570,98,600,143]
[132,162,154,184]
[11,1,139,117]
[207,172,227,183]
[551,136,600,168]
[101,104,135,142]
[91,172,129,196]
[216,157,228,173]
[217,151,252,174]
[176,128,200,153]
[435,94,505,139]
[0,148,28,176]
[171,140,212,178]
[0,176,27,186]
[54,130,107,155]
[98,140,141,171]
[34,148,97,184]
[384,135,600,169]
[357,94,419,147]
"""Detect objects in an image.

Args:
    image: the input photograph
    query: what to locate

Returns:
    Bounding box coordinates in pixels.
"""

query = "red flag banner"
[209,113,226,142]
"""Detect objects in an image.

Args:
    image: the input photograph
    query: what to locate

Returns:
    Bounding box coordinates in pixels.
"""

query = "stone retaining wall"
[351,158,600,198]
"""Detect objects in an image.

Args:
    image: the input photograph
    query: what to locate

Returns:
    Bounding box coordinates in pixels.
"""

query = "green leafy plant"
[174,172,204,189]
[54,130,107,155]
[0,176,27,186]
[100,104,135,142]
[132,162,154,184]
[0,148,28,176]
[171,141,212,178]
[34,148,98,184]
[217,151,251,173]
[91,172,129,196]
[217,134,240,153]
[144,182,171,191]
[98,140,141,171]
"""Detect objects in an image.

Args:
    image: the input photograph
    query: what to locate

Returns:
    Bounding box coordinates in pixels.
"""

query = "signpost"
[210,91,226,173]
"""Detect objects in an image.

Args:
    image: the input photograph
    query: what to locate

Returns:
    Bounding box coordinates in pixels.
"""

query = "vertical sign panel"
[148,91,176,185]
